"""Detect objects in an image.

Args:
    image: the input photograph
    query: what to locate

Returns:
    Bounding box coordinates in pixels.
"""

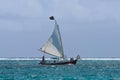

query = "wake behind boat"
[39,16,80,65]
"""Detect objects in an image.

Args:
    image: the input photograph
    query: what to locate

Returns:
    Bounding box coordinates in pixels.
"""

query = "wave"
[0,57,120,60]
[82,58,120,60]
[0,57,41,60]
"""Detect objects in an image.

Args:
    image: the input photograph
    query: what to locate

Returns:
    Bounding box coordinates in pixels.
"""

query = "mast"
[54,19,64,58]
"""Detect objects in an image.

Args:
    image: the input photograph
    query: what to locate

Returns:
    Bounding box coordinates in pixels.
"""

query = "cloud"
[0,0,42,18]
[47,0,120,21]
[43,0,89,20]
[84,0,120,21]
[0,0,120,31]
[0,19,23,31]
[0,0,44,31]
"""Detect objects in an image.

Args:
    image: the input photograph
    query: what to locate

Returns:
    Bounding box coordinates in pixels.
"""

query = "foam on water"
[0,57,41,60]
[82,58,120,60]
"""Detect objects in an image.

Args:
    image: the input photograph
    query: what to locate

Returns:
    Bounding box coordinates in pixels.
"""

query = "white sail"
[41,19,64,58]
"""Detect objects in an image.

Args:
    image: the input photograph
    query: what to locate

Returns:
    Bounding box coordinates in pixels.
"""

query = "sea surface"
[0,58,120,80]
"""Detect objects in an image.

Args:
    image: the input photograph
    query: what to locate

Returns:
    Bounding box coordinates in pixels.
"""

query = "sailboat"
[39,16,80,65]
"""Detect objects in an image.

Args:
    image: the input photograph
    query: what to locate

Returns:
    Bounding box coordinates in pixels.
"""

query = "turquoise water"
[0,60,120,80]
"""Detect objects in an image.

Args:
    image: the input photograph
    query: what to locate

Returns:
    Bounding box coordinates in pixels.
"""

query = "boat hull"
[39,59,77,65]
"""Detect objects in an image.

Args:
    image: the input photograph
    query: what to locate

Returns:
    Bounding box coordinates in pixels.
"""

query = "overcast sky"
[0,0,120,57]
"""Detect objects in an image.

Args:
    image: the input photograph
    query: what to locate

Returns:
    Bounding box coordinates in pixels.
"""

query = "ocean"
[0,58,120,80]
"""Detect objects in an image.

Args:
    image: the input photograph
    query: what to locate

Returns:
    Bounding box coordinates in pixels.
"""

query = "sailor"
[42,56,45,62]
[77,55,80,60]
[40,56,45,64]
[54,60,56,63]
[70,58,74,61]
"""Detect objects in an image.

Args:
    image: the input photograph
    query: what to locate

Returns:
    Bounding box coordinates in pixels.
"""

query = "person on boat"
[54,60,56,63]
[40,56,45,64]
[42,56,45,61]
[70,58,74,61]
[76,55,80,60]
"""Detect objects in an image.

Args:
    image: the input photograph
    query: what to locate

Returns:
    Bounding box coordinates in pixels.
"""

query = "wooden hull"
[39,59,77,65]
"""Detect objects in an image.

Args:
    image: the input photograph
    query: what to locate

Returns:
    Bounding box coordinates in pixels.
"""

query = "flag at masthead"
[49,16,54,20]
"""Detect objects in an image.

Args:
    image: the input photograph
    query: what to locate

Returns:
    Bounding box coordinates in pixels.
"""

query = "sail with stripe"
[41,16,64,58]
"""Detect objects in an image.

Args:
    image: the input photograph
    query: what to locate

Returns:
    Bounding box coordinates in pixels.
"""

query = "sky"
[0,0,120,57]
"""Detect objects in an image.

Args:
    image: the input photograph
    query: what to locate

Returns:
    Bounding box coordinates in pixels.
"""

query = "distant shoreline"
[0,57,120,60]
